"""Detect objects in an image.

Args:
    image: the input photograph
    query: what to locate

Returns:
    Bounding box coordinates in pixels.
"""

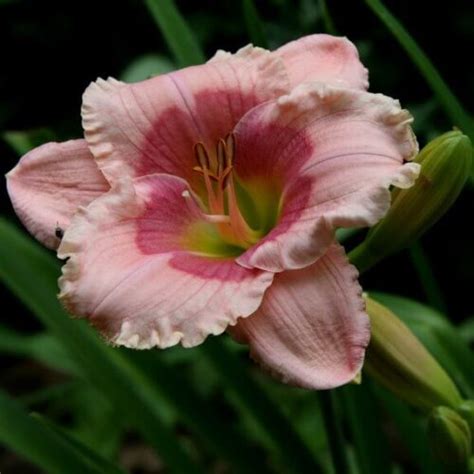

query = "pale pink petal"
[82,46,288,188]
[6,139,109,249]
[230,244,370,389]
[234,83,419,272]
[58,173,273,349]
[275,34,369,90]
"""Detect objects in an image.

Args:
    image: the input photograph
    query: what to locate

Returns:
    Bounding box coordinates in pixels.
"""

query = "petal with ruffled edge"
[6,139,109,249]
[82,46,288,189]
[234,83,419,272]
[58,173,273,349]
[230,243,370,389]
[275,34,369,90]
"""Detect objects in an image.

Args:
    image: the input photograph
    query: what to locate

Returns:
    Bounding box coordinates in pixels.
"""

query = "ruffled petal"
[275,34,369,90]
[234,83,419,272]
[230,243,370,389]
[6,139,109,249]
[58,173,273,349]
[82,45,288,188]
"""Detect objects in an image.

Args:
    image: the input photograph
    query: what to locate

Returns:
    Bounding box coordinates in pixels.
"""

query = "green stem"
[319,391,350,474]
[365,0,474,180]
[348,240,381,274]
[409,241,448,313]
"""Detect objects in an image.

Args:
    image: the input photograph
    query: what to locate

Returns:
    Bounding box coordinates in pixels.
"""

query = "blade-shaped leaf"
[0,218,277,474]
[0,390,123,474]
[120,54,175,83]
[242,0,268,48]
[144,0,205,67]
[340,383,392,474]
[0,217,203,474]
[372,385,444,474]
[0,326,77,374]
[200,338,323,473]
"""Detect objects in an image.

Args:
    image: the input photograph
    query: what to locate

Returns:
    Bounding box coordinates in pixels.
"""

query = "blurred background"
[0,1,473,473]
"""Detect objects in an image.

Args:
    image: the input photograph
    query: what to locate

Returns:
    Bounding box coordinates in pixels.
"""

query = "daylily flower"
[6,35,419,389]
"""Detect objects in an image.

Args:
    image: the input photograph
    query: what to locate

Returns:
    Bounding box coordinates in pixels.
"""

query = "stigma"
[187,134,260,248]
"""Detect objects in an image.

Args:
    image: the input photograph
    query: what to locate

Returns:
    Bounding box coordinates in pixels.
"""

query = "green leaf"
[120,54,176,83]
[0,326,77,374]
[0,217,203,474]
[459,317,474,344]
[319,390,350,474]
[65,385,125,460]
[0,390,123,474]
[125,350,273,474]
[408,241,447,313]
[371,292,474,398]
[144,0,205,67]
[32,413,125,474]
[18,382,81,409]
[3,128,56,155]
[372,385,444,474]
[242,0,269,48]
[0,218,275,474]
[364,0,474,180]
[200,338,323,473]
[340,383,392,474]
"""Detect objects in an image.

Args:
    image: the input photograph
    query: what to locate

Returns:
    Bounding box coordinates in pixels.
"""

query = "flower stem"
[319,390,350,474]
[348,240,381,274]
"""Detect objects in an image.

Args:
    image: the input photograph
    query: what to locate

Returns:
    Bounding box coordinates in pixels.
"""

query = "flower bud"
[428,406,472,471]
[457,400,474,451]
[350,131,472,272]
[364,297,462,411]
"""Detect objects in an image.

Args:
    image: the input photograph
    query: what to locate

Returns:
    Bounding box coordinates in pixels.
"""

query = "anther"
[225,133,235,167]
[216,139,226,176]
[194,142,210,170]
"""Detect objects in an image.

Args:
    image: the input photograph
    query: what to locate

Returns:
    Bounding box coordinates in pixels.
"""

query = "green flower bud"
[428,406,472,472]
[364,297,462,411]
[351,131,472,272]
[457,400,474,451]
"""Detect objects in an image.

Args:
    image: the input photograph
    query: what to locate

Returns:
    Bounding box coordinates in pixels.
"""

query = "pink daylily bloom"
[6,35,419,389]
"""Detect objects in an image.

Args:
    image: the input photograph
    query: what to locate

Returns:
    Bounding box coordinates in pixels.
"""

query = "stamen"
[193,166,218,181]
[225,133,235,167]
[192,133,260,248]
[220,167,233,190]
[193,142,219,212]
[216,139,226,176]
[194,142,210,169]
